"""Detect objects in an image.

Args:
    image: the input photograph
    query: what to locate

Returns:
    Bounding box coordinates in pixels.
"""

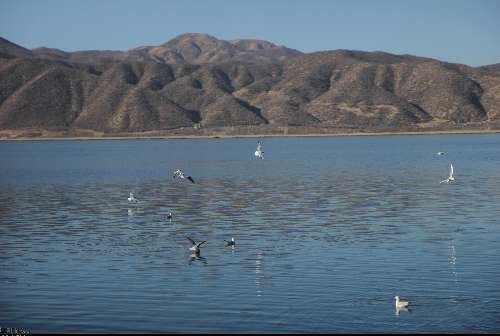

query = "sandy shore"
[1,128,500,141]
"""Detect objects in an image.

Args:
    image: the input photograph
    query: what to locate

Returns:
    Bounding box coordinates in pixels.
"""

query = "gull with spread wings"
[173,169,195,184]
[440,163,455,184]
[187,237,206,254]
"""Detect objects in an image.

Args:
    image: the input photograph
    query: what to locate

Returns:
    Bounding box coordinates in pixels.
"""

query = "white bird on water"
[254,141,264,159]
[395,296,410,309]
[440,163,455,184]
[437,151,445,156]
[128,192,138,202]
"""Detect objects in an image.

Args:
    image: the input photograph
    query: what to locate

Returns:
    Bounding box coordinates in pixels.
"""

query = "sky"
[0,0,499,66]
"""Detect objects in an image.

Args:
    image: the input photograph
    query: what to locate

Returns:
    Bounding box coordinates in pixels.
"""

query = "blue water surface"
[0,134,499,333]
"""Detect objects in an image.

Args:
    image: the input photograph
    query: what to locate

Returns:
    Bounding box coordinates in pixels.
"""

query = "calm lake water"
[0,134,499,333]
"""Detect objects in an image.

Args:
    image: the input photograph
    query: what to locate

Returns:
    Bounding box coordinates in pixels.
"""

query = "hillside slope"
[1,35,499,135]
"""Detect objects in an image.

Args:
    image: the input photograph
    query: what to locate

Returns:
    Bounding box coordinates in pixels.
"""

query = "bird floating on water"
[440,163,455,184]
[173,169,195,184]
[437,151,445,156]
[254,141,264,159]
[166,212,173,221]
[224,237,235,247]
[187,237,206,254]
[395,296,410,309]
[128,192,138,202]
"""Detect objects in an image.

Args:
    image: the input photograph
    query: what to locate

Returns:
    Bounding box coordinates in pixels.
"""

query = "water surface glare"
[0,135,499,333]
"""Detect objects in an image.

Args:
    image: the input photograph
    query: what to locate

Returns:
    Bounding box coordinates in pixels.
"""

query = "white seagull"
[173,169,195,184]
[254,141,264,159]
[440,163,455,184]
[437,151,445,156]
[128,192,138,202]
[395,296,410,309]
[187,237,206,254]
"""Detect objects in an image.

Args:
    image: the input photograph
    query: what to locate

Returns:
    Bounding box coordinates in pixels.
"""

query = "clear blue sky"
[1,0,499,66]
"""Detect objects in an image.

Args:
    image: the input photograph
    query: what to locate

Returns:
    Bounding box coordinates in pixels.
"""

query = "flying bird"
[254,141,264,159]
[173,169,195,184]
[440,163,455,184]
[187,237,206,254]
[128,192,138,202]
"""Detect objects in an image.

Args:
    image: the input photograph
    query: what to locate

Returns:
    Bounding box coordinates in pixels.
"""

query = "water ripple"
[1,135,500,332]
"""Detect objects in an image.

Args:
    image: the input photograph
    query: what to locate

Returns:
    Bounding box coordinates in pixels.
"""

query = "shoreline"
[1,128,500,141]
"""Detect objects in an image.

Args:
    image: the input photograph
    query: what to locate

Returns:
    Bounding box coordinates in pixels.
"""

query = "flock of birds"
[125,142,265,262]
[126,141,458,312]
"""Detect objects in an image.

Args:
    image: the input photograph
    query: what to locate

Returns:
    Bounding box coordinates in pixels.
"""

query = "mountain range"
[1,33,499,138]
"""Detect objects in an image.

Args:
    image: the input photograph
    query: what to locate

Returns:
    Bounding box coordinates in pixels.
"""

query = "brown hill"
[0,37,33,59]
[28,33,302,65]
[1,35,499,135]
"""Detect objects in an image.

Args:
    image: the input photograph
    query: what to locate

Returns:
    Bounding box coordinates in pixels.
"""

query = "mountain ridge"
[1,33,499,137]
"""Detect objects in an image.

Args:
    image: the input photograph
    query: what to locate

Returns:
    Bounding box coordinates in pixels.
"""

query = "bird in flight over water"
[440,163,455,184]
[187,237,206,254]
[254,141,264,159]
[128,192,138,202]
[173,169,195,183]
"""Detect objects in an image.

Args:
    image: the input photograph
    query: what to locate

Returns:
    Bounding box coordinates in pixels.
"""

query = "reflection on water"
[0,135,500,333]
[189,252,208,266]
[449,239,458,283]
[255,251,264,297]
[395,306,412,316]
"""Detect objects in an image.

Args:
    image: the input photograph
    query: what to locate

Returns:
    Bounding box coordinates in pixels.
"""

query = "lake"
[0,134,499,333]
